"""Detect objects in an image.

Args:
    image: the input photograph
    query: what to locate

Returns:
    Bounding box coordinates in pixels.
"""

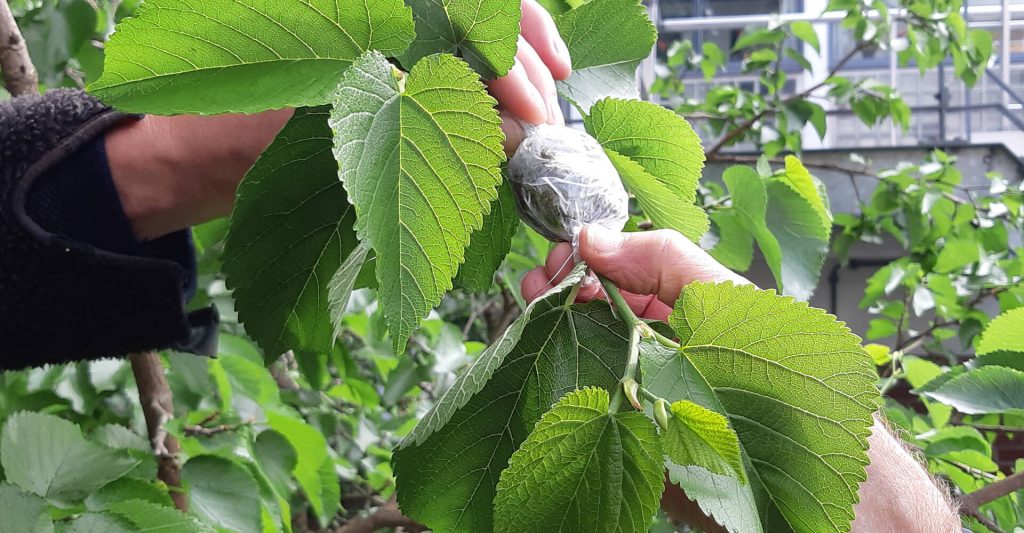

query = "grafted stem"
[599,275,643,413]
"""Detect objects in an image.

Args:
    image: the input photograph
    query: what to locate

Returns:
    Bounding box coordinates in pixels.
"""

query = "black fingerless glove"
[0,89,217,370]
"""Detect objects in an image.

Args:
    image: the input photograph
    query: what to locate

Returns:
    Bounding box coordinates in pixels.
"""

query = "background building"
[569,0,1024,338]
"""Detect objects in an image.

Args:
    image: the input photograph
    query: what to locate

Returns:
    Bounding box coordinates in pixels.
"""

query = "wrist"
[106,116,203,241]
[105,110,291,241]
[853,417,960,533]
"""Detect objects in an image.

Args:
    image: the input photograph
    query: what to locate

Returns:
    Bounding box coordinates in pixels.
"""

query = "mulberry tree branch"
[333,498,424,533]
[959,470,1024,532]
[130,352,188,512]
[0,0,38,96]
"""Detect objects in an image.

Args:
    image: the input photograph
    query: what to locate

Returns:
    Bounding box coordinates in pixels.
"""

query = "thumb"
[578,225,749,307]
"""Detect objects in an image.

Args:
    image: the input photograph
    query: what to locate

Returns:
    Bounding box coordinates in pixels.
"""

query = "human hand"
[106,109,294,241]
[490,0,573,155]
[106,0,568,241]
[522,225,959,533]
[520,225,748,314]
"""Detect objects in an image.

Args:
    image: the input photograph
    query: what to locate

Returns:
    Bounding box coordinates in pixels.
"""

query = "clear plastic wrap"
[507,123,629,245]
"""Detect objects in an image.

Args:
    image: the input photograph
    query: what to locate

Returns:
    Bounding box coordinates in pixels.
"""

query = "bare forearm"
[105,110,291,240]
[852,417,960,533]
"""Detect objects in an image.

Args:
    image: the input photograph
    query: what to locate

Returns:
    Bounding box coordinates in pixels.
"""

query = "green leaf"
[733,28,785,51]
[316,456,341,524]
[977,307,1024,355]
[640,339,763,533]
[219,352,281,407]
[765,178,830,300]
[85,479,173,510]
[253,430,298,494]
[709,207,756,271]
[89,0,415,114]
[455,179,520,292]
[933,237,980,273]
[90,424,150,453]
[553,0,656,112]
[331,51,505,352]
[266,411,337,526]
[700,42,725,79]
[557,62,641,113]
[20,0,96,87]
[537,0,576,14]
[399,262,586,447]
[864,343,892,366]
[789,21,820,52]
[779,156,832,236]
[556,0,655,70]
[107,499,213,532]
[399,0,522,79]
[921,366,1024,414]
[395,297,628,533]
[586,98,708,241]
[668,282,878,533]
[182,455,261,533]
[328,242,372,338]
[710,166,775,274]
[919,426,991,457]
[0,411,140,505]
[223,107,358,361]
[62,513,135,533]
[492,388,663,533]
[662,400,746,483]
[0,483,53,533]
[666,465,762,533]
[710,163,831,299]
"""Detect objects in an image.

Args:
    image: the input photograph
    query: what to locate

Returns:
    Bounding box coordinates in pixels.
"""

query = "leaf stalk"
[599,274,644,413]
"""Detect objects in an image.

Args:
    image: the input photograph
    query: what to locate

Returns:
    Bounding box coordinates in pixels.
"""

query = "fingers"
[520,243,575,302]
[517,37,563,126]
[520,0,572,81]
[579,225,751,308]
[499,110,525,156]
[487,55,548,126]
[492,2,573,153]
[519,246,673,322]
[489,37,561,126]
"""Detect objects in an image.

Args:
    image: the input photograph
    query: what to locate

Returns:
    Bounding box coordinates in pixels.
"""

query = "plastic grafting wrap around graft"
[507,123,630,246]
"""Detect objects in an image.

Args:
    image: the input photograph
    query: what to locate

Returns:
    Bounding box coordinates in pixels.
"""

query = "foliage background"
[0,0,1021,532]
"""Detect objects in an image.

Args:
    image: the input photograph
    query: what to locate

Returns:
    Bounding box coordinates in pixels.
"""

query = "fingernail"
[585,225,623,255]
[525,86,547,125]
[547,97,563,125]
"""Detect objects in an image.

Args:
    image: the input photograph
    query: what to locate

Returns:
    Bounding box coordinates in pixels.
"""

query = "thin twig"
[598,275,643,413]
[963,422,1022,432]
[332,498,424,533]
[183,421,249,438]
[960,470,1024,519]
[130,352,187,512]
[0,0,38,96]
[896,320,957,353]
[705,41,869,157]
[964,507,1005,533]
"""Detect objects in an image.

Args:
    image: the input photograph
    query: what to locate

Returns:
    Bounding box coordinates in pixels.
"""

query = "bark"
[959,469,1024,532]
[332,498,424,533]
[130,352,187,512]
[0,0,38,97]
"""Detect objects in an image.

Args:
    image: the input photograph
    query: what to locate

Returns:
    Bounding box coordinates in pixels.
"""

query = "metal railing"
[643,1,1024,153]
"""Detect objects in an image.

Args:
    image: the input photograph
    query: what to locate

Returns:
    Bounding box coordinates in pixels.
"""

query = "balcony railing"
[640,1,1024,152]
